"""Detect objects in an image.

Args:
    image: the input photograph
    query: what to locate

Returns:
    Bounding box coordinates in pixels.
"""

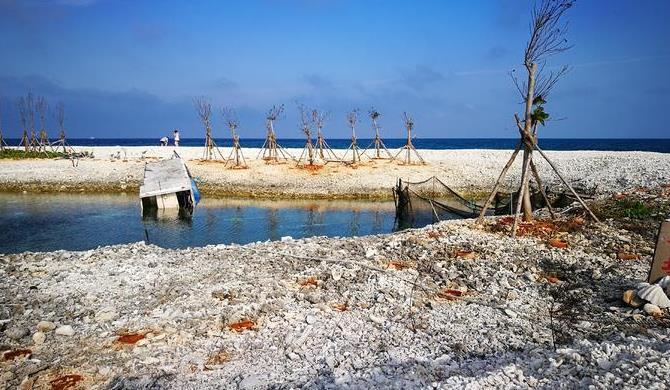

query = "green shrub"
[615,199,652,219]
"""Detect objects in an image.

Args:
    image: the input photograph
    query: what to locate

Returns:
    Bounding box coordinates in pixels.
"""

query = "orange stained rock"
[50,374,83,390]
[229,319,255,332]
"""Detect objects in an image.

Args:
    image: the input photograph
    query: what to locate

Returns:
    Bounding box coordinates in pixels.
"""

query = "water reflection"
[142,207,194,222]
[0,193,403,254]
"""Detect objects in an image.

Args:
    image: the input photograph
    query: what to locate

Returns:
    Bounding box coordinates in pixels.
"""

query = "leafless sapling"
[194,96,223,160]
[296,103,316,166]
[311,108,339,161]
[477,0,598,235]
[17,96,30,151]
[362,107,394,160]
[343,108,364,164]
[394,111,425,165]
[35,96,50,152]
[0,97,7,150]
[222,106,247,168]
[258,104,293,162]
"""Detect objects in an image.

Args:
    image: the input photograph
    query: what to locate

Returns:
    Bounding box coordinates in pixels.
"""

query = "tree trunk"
[521,149,534,221]
[521,62,538,221]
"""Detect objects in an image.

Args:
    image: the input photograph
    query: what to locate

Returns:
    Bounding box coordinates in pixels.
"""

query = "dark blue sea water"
[5,138,670,152]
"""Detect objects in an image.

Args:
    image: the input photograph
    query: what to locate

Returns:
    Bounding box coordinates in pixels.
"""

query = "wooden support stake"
[476,142,522,223]
[530,159,556,219]
[534,145,600,223]
[511,151,533,236]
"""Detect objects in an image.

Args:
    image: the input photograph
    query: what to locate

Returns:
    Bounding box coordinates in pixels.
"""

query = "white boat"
[139,152,200,212]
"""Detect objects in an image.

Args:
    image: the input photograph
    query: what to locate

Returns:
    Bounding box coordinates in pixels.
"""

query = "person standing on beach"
[173,129,180,147]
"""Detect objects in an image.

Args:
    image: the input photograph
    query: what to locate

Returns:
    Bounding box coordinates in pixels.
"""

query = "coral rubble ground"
[1,148,668,199]
[2,212,670,388]
[1,149,670,388]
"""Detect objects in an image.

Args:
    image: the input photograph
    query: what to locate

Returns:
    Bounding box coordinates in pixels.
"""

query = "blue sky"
[0,0,668,139]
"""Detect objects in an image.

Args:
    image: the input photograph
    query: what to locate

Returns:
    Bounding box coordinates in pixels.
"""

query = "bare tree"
[393,112,425,165]
[296,103,316,166]
[342,108,364,164]
[477,0,598,235]
[54,102,65,136]
[35,96,50,152]
[311,108,339,162]
[194,96,224,160]
[362,107,394,160]
[221,106,247,168]
[0,97,7,150]
[258,104,293,162]
[221,106,238,134]
[51,102,75,154]
[17,96,30,151]
[26,92,37,151]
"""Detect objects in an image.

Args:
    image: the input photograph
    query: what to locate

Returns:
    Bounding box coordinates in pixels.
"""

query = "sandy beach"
[1,146,669,199]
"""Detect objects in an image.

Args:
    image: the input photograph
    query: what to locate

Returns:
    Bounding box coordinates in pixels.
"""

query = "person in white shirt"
[173,129,180,147]
[159,136,168,146]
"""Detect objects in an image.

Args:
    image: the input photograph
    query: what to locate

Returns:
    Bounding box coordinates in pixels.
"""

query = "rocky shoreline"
[2,213,669,388]
[1,148,669,199]
[2,148,669,388]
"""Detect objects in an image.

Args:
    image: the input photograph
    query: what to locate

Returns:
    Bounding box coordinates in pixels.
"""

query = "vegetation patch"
[0,149,68,159]
[593,191,669,222]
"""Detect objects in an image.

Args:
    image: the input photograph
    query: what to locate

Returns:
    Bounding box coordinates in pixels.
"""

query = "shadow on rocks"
[106,372,174,390]
[537,256,669,346]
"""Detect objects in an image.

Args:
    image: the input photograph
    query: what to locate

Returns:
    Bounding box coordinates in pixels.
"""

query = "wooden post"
[534,145,600,222]
[511,149,533,236]
[476,142,522,223]
[520,62,538,221]
[530,159,556,219]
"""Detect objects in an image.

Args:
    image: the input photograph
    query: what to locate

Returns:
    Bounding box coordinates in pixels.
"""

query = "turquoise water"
[0,193,402,254]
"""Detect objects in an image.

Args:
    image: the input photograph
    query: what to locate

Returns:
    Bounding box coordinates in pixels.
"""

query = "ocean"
[5,138,670,153]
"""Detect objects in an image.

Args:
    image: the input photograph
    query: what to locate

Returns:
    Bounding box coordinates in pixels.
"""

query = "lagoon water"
[0,193,411,254]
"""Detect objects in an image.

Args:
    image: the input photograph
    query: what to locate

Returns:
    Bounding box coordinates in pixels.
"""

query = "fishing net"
[394,176,516,229]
